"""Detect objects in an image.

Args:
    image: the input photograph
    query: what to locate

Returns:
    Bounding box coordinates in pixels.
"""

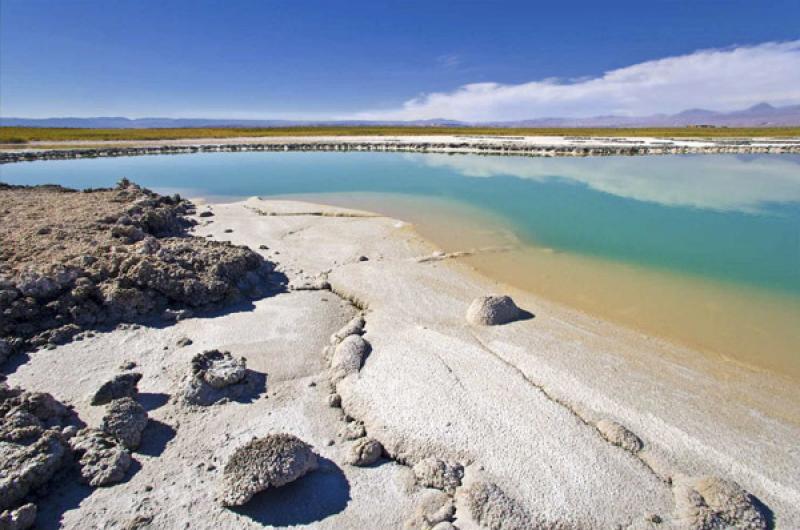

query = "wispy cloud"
[357,41,800,121]
[436,54,463,70]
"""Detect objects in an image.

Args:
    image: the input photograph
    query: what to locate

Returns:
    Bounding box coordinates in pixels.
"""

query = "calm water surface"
[2,152,799,376]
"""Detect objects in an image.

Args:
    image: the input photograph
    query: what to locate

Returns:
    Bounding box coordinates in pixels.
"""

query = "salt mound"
[595,419,643,453]
[217,434,318,507]
[348,437,383,467]
[466,295,525,326]
[330,335,370,384]
[673,475,768,530]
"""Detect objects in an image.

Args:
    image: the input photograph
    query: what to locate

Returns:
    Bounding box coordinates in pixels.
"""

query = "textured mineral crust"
[0,180,274,361]
[412,457,464,494]
[69,428,132,487]
[404,490,455,530]
[217,434,318,507]
[466,295,525,326]
[461,480,540,530]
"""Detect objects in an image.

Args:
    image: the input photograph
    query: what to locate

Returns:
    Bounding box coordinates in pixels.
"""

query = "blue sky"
[1,0,799,119]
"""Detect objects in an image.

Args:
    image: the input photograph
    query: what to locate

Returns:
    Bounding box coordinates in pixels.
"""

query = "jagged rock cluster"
[217,433,319,507]
[0,181,275,364]
[181,349,262,406]
[0,383,134,529]
[0,384,73,525]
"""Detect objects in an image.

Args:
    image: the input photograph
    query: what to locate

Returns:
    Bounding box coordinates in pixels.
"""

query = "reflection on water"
[2,151,799,377]
[410,153,800,212]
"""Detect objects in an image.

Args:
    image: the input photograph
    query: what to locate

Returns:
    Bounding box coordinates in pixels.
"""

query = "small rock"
[182,350,260,406]
[118,361,137,370]
[327,393,342,408]
[348,437,382,466]
[357,256,369,262]
[258,245,269,250]
[176,337,193,348]
[198,211,214,218]
[90,372,142,406]
[162,308,193,322]
[596,419,643,453]
[217,434,318,507]
[0,502,36,530]
[466,295,525,326]
[100,397,148,450]
[193,350,246,389]
[223,229,233,233]
[324,439,335,447]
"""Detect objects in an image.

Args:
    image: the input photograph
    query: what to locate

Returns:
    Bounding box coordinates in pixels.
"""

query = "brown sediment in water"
[277,191,800,381]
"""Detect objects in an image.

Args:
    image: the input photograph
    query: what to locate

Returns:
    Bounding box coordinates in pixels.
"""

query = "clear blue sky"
[1,0,799,119]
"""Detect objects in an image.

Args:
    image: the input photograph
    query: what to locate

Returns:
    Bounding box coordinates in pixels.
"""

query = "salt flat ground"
[8,198,799,529]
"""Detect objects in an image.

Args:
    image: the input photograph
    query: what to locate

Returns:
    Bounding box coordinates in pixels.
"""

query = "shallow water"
[2,151,799,377]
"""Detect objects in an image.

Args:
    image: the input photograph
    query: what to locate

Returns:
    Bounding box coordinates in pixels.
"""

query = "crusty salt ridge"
[3,134,800,164]
[6,197,798,528]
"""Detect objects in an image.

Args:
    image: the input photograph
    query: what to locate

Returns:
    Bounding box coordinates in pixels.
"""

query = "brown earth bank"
[0,180,277,366]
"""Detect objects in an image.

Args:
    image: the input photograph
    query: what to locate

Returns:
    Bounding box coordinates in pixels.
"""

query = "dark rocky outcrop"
[0,384,74,523]
[0,180,277,365]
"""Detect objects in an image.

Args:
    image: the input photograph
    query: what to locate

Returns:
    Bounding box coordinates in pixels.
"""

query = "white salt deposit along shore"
[7,197,799,529]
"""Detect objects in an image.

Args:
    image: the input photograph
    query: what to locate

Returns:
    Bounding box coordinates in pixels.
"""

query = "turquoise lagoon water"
[2,152,799,375]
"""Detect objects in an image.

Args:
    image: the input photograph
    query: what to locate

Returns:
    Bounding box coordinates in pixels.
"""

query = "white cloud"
[357,41,800,121]
[409,153,800,213]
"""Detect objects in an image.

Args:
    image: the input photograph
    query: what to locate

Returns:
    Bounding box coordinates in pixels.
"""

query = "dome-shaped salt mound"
[466,295,524,326]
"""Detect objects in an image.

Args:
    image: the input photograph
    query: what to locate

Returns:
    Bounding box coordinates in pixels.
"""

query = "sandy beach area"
[2,182,798,529]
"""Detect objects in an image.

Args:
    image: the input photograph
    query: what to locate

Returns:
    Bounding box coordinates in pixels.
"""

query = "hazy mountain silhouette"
[3,103,798,128]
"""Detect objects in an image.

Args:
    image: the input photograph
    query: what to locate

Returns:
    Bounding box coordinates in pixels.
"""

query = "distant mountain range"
[3,103,799,128]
